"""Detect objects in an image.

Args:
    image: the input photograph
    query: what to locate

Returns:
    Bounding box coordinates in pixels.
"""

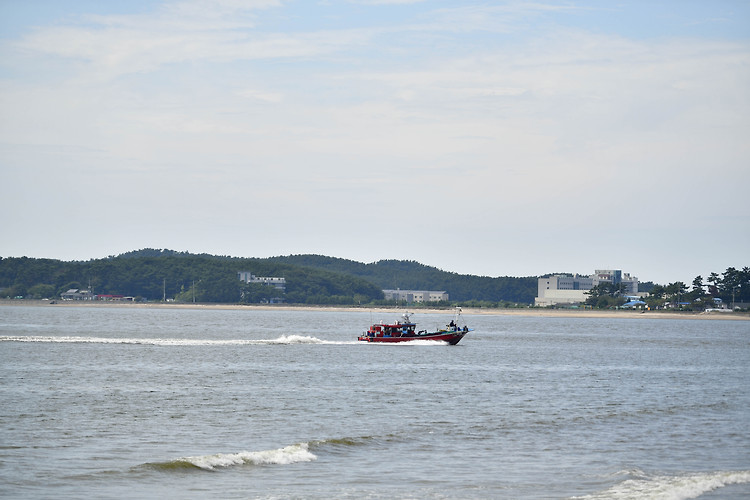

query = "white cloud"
[236,88,284,103]
[1,1,748,281]
[348,0,427,4]
[10,1,376,82]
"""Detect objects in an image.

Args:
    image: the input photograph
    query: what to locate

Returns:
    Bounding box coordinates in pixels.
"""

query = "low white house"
[61,288,94,300]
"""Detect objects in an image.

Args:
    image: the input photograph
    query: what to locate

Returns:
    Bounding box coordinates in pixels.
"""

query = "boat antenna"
[454,306,463,323]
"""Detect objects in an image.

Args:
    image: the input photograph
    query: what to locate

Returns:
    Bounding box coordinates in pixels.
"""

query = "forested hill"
[0,250,537,304]
[0,252,383,304]
[268,254,537,303]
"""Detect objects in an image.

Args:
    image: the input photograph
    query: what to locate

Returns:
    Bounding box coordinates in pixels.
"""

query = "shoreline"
[2,299,748,320]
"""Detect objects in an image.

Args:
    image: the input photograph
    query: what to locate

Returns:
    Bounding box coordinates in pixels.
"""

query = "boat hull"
[358,330,468,345]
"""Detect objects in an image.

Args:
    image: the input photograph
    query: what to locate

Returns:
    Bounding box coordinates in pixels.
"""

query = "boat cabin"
[367,321,417,338]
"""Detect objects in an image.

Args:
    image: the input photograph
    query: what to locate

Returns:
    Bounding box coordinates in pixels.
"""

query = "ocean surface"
[1,304,748,499]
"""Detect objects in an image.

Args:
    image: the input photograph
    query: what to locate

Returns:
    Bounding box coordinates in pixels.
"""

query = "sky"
[1,0,748,285]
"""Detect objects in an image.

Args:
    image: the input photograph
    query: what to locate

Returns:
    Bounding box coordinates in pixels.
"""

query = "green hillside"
[0,251,383,304]
[268,255,537,303]
[0,249,537,305]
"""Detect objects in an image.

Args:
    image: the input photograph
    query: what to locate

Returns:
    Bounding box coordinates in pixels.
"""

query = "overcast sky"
[1,0,748,285]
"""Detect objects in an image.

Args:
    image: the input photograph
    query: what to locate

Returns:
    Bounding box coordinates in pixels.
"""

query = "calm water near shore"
[1,304,748,499]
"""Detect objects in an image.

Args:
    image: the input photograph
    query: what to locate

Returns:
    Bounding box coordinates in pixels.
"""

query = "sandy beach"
[2,299,748,321]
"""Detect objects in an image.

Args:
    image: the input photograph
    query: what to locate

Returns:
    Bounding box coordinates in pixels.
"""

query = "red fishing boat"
[358,309,471,345]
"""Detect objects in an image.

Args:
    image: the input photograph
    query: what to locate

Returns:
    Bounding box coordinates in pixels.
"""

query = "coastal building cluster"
[383,289,449,303]
[535,270,639,307]
[61,289,134,301]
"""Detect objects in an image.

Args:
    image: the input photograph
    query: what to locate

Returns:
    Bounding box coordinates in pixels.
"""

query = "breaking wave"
[0,335,351,345]
[143,436,377,472]
[571,469,750,500]
[146,443,316,471]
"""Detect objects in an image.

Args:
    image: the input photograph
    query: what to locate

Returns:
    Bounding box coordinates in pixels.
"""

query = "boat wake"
[0,335,354,345]
[570,469,750,500]
[384,339,449,346]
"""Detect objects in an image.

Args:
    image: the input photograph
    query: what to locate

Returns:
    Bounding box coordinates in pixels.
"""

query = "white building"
[383,289,449,303]
[237,271,286,291]
[535,270,638,306]
[61,288,94,300]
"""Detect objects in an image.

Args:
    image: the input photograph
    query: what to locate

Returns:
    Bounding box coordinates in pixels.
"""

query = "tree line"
[7,249,739,309]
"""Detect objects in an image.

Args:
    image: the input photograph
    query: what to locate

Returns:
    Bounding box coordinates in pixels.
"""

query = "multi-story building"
[237,271,286,291]
[535,269,638,306]
[383,289,449,303]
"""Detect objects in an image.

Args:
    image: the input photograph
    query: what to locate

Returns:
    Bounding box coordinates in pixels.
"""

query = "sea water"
[1,304,748,499]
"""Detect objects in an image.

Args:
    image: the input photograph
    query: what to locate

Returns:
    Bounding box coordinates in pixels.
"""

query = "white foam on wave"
[178,443,316,470]
[0,335,349,345]
[571,470,750,500]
